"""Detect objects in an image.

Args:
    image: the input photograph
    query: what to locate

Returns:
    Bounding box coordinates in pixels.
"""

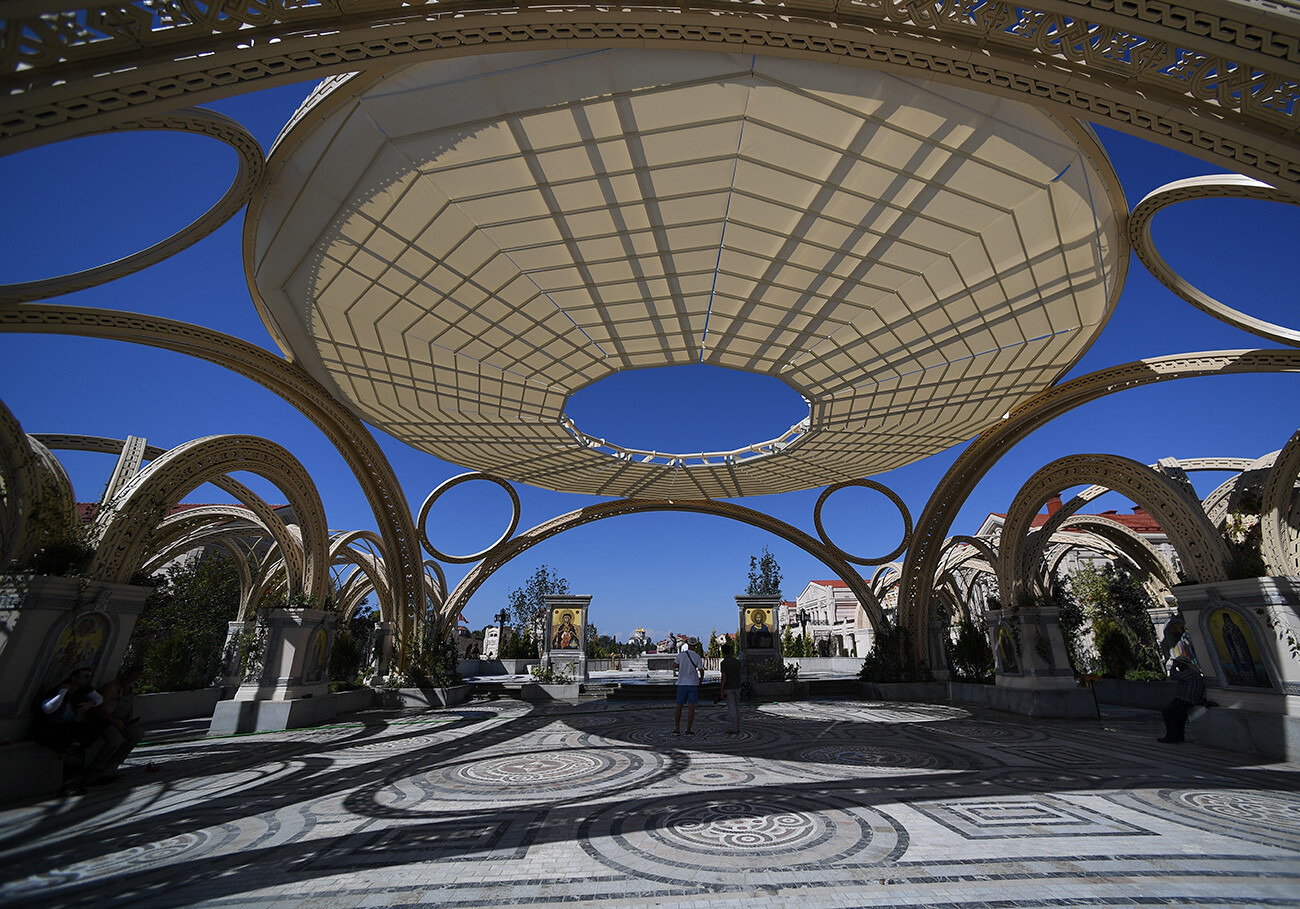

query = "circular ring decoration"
[0,107,265,305]
[1129,174,1300,347]
[813,479,913,566]
[417,471,521,564]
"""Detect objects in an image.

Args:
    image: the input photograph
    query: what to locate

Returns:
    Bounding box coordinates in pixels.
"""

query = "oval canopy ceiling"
[247,48,1126,498]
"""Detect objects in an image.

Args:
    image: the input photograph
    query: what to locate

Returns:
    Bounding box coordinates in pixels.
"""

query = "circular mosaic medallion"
[797,743,956,772]
[563,713,620,729]
[1167,789,1300,834]
[933,719,1047,742]
[342,733,450,754]
[658,799,823,850]
[460,752,604,786]
[396,747,665,805]
[580,793,902,885]
[679,767,756,787]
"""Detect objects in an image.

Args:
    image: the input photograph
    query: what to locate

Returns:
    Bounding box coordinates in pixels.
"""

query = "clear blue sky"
[1,79,1295,644]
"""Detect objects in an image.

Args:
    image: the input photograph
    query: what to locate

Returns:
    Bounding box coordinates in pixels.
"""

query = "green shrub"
[1094,617,1134,679]
[947,616,994,683]
[859,617,933,683]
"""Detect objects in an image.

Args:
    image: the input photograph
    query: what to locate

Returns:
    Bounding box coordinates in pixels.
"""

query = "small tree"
[858,615,932,683]
[506,564,569,653]
[746,546,783,597]
[1064,564,1161,677]
[781,626,796,656]
[128,551,242,691]
[946,615,994,682]
[707,629,721,661]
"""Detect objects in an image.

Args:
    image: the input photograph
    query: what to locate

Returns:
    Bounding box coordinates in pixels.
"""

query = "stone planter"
[383,685,472,709]
[859,681,948,702]
[750,681,806,699]
[1091,678,1175,712]
[520,683,581,702]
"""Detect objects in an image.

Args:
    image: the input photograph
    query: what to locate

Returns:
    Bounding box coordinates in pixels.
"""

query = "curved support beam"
[998,455,1230,607]
[899,349,1300,662]
[92,434,329,596]
[2,3,1298,195]
[141,522,258,577]
[1202,452,1280,529]
[0,304,424,651]
[1056,515,1179,599]
[444,498,882,631]
[1261,428,1300,575]
[16,434,78,569]
[0,400,81,571]
[242,553,286,620]
[1130,176,1300,346]
[141,506,263,568]
[939,535,1001,578]
[329,529,393,622]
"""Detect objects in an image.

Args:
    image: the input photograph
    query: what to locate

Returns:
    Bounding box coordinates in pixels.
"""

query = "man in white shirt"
[673,642,703,736]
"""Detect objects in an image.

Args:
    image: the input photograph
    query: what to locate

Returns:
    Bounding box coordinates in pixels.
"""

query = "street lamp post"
[797,608,809,656]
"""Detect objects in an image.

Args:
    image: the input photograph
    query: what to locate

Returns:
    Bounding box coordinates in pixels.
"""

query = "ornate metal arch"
[91,434,329,594]
[1129,176,1300,347]
[998,454,1230,606]
[0,304,425,650]
[1201,453,1279,528]
[329,529,394,622]
[2,3,1299,197]
[443,497,883,631]
[1052,515,1179,601]
[0,107,265,304]
[1260,428,1300,575]
[15,434,78,569]
[0,401,82,571]
[940,535,1001,577]
[900,348,1300,662]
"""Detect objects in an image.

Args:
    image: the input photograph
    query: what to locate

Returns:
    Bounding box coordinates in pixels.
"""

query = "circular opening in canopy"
[563,364,809,464]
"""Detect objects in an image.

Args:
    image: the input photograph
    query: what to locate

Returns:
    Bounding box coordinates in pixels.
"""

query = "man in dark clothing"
[32,667,107,792]
[719,642,742,735]
[1160,657,1207,743]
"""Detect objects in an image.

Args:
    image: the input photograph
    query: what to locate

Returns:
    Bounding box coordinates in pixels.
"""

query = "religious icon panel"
[551,609,581,649]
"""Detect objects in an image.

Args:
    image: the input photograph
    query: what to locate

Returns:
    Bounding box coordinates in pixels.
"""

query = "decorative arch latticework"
[998,454,1231,608]
[329,530,397,623]
[91,434,330,597]
[0,400,81,571]
[0,305,426,656]
[2,1,1299,199]
[443,497,882,631]
[1057,515,1178,600]
[900,349,1300,664]
[1261,429,1300,575]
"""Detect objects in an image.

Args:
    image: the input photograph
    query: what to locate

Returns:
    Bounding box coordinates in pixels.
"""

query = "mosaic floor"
[1,697,1298,907]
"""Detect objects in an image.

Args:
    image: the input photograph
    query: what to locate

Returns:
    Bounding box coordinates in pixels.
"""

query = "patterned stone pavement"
[1,697,1298,908]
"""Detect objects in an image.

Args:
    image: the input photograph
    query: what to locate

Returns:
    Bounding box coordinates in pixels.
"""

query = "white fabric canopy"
[248,48,1125,498]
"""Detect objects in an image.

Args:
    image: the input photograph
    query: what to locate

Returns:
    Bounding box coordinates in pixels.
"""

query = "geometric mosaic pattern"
[2,697,1298,908]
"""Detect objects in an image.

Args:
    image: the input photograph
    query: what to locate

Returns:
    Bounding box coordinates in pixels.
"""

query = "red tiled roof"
[811,579,849,587]
[997,506,1164,534]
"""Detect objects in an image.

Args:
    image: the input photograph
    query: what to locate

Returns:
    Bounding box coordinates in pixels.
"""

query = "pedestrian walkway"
[2,696,1298,907]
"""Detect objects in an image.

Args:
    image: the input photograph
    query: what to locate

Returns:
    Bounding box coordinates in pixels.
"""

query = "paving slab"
[1,697,1297,907]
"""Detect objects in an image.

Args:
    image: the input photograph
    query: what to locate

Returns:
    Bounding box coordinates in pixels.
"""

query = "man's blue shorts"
[676,685,699,706]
